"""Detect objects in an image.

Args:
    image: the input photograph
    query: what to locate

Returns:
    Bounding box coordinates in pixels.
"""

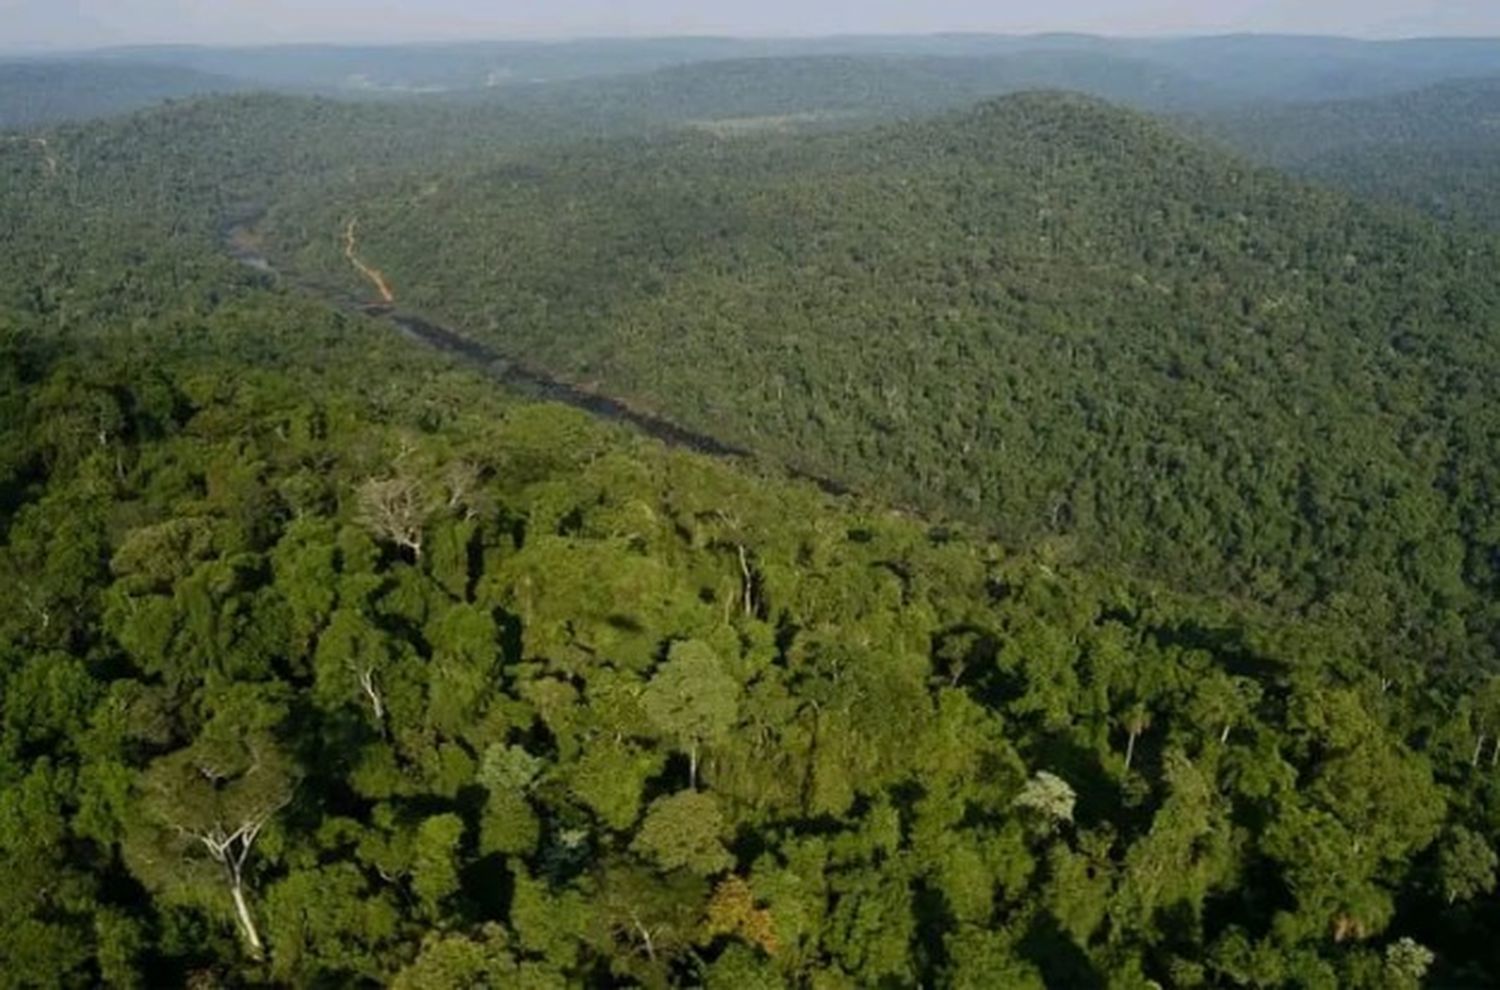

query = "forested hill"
[9,70,1500,990]
[1195,77,1500,230]
[264,91,1500,670]
[478,52,1235,128]
[0,61,249,130]
[16,33,1500,130]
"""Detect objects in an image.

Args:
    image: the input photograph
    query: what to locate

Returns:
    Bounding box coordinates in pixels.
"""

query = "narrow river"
[222,217,850,495]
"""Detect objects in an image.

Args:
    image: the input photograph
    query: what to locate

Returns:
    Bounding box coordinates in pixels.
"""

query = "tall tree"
[124,690,298,958]
[642,640,740,789]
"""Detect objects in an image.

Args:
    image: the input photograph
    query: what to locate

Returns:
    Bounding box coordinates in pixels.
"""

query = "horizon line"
[7,29,1500,59]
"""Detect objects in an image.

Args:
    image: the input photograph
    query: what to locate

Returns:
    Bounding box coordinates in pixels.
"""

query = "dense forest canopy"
[1194,77,1500,231]
[259,92,1500,678]
[7,37,1500,990]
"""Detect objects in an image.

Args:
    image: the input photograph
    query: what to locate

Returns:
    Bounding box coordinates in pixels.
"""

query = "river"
[221,216,850,495]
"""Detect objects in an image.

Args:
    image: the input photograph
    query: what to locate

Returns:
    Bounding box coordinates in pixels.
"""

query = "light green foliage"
[270,516,340,658]
[412,814,466,915]
[1014,772,1077,829]
[425,602,501,737]
[392,924,518,990]
[429,517,480,601]
[704,942,787,990]
[1436,826,1497,906]
[1383,938,1435,989]
[633,791,735,876]
[264,864,402,983]
[313,608,395,721]
[642,639,741,787]
[479,743,544,793]
[943,926,1047,990]
[1109,751,1234,940]
[567,739,663,831]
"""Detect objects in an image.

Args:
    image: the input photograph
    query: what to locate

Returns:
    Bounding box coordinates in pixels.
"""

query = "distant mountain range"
[8,33,1500,129]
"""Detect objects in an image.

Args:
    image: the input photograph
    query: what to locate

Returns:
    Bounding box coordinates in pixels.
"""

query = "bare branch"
[357,475,430,559]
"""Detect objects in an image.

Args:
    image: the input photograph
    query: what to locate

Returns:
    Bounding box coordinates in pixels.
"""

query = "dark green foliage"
[264,92,1500,677]
[1197,77,1500,231]
[7,67,1500,990]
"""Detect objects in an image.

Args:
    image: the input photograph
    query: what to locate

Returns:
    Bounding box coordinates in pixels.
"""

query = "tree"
[1189,672,1263,747]
[392,924,527,990]
[567,739,662,832]
[943,926,1046,990]
[1012,771,1076,831]
[477,745,544,857]
[1436,826,1497,906]
[1121,701,1152,774]
[1108,750,1232,940]
[412,814,466,917]
[125,693,298,958]
[591,863,707,982]
[313,608,395,728]
[262,864,402,983]
[703,875,779,956]
[632,791,734,876]
[1384,938,1435,990]
[642,640,740,789]
[357,474,431,560]
[1468,675,1500,767]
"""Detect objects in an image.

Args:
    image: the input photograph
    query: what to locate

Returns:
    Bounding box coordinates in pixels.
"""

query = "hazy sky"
[6,0,1500,50]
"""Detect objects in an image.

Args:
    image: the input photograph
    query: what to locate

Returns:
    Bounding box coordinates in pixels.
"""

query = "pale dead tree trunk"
[621,909,659,963]
[1473,734,1487,768]
[1122,706,1151,773]
[357,476,428,561]
[230,883,260,956]
[737,545,755,617]
[355,665,386,728]
[19,586,50,632]
[948,660,967,689]
[1220,722,1233,745]
[635,920,657,962]
[443,460,481,518]
[689,742,700,792]
[193,816,272,957]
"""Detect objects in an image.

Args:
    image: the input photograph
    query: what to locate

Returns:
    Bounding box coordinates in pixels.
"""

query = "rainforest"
[5,31,1500,990]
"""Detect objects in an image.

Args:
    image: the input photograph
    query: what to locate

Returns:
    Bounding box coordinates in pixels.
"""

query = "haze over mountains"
[10,32,1500,127]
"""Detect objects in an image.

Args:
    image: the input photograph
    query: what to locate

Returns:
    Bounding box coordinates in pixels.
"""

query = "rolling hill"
[0,60,248,129]
[261,91,1500,662]
[83,33,1500,103]
[479,51,1236,128]
[8,60,1500,990]
[1197,76,1500,229]
[15,32,1500,130]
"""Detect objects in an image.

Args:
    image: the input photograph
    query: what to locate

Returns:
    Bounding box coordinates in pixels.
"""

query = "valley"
[7,29,1500,990]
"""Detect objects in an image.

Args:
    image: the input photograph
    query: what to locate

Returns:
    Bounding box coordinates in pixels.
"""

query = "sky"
[5,0,1500,51]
